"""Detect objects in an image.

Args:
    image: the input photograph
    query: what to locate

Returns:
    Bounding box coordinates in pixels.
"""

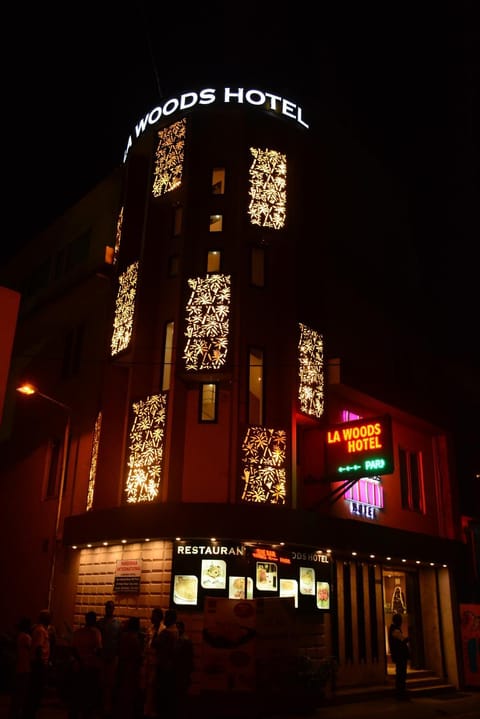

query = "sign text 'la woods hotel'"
[123,87,310,161]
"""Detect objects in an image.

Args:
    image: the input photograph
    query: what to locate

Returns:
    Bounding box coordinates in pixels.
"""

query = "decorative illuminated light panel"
[152,118,186,197]
[86,412,102,511]
[183,274,231,371]
[298,323,325,418]
[110,260,139,356]
[113,206,123,266]
[124,393,167,503]
[240,427,287,504]
[248,147,287,229]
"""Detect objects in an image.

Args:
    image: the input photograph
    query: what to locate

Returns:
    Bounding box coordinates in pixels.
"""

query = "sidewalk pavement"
[1,689,479,719]
[303,691,480,719]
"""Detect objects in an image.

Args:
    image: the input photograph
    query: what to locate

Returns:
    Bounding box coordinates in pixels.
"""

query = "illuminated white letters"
[123,87,309,161]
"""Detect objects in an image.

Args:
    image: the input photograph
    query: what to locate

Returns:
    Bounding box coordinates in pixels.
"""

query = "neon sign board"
[251,548,291,565]
[325,415,394,479]
[123,87,310,161]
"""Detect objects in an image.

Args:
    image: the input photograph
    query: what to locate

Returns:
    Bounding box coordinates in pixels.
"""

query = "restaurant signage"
[172,540,332,613]
[325,415,394,480]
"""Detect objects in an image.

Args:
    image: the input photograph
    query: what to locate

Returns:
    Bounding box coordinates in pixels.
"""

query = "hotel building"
[0,86,466,698]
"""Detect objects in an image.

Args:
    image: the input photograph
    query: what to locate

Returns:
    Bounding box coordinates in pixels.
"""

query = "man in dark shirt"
[388,613,410,700]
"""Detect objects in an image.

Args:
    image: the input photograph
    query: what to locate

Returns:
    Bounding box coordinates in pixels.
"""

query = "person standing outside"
[388,612,410,700]
[175,620,194,719]
[69,611,103,719]
[9,616,32,719]
[23,609,52,719]
[155,609,179,719]
[115,616,144,719]
[97,600,122,718]
[143,608,164,719]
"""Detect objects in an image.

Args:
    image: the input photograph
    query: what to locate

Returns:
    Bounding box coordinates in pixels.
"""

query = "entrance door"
[383,568,425,672]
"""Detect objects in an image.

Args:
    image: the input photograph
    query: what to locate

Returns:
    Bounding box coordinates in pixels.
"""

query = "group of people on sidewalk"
[9,602,194,719]
[9,609,56,719]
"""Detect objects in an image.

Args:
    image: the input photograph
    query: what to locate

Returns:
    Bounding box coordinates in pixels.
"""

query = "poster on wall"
[279,579,298,608]
[229,577,246,599]
[173,575,198,605]
[316,581,330,609]
[460,603,480,687]
[256,562,277,591]
[299,567,315,595]
[201,559,227,589]
[113,559,142,594]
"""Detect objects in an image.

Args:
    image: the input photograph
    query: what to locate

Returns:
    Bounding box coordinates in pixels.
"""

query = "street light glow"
[16,383,37,395]
[16,383,71,411]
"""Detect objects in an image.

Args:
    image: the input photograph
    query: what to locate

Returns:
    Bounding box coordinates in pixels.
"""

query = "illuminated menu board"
[171,541,333,613]
[325,415,394,480]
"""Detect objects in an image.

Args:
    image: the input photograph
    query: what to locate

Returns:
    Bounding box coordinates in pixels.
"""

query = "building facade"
[0,86,467,697]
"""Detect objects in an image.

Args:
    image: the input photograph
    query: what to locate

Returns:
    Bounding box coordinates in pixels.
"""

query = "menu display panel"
[172,540,333,613]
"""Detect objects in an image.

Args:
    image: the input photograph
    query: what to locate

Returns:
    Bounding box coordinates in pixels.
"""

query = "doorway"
[382,567,425,674]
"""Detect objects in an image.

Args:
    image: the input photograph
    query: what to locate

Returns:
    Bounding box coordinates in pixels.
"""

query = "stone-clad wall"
[74,540,174,626]
[72,539,205,692]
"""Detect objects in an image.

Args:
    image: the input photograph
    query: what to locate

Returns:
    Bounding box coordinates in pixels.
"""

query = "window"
[248,348,264,425]
[250,247,265,287]
[173,205,183,236]
[212,168,225,195]
[162,322,174,391]
[399,447,424,512]
[209,214,223,232]
[200,383,217,422]
[207,251,221,273]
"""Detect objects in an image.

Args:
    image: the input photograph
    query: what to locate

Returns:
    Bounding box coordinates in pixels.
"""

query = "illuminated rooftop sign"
[325,415,394,479]
[123,87,310,161]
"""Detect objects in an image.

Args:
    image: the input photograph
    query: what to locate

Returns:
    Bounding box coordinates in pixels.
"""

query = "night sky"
[4,2,479,509]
